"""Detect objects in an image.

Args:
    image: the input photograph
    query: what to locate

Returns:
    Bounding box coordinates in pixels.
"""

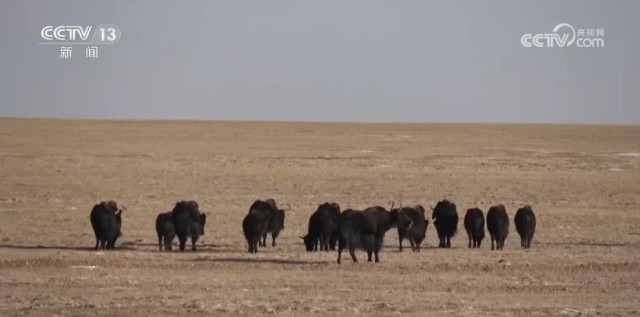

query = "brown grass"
[0,118,639,316]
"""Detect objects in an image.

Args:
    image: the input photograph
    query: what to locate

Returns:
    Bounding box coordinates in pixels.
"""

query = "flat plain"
[0,118,639,316]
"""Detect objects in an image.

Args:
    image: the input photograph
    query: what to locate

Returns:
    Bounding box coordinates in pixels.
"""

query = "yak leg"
[250,239,258,253]
[490,235,495,250]
[337,245,343,264]
[373,236,383,262]
[323,233,330,251]
[247,239,254,253]
[409,238,417,252]
[271,231,279,247]
[164,233,174,251]
[329,235,337,251]
[158,234,163,251]
[349,247,358,263]
[191,235,198,251]
[438,233,445,248]
[373,249,380,263]
[177,235,187,252]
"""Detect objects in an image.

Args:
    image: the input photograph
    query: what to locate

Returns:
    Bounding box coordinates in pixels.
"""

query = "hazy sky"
[1,1,638,123]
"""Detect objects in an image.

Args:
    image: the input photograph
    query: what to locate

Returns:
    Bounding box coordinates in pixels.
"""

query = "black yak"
[514,205,536,249]
[261,199,288,248]
[243,199,277,253]
[432,200,458,248]
[396,205,428,252]
[487,204,509,250]
[337,205,411,264]
[464,208,485,248]
[155,211,175,251]
[89,200,122,250]
[302,202,341,252]
[171,200,206,252]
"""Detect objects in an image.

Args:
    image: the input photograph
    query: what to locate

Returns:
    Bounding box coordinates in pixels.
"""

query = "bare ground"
[0,118,639,316]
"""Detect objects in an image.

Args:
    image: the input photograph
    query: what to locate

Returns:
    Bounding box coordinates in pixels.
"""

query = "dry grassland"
[0,118,639,316]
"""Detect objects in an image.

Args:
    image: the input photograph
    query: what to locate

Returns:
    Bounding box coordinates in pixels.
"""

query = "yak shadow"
[139,243,242,253]
[0,244,96,251]
[190,256,329,265]
[0,241,260,254]
[540,241,635,248]
[0,243,146,252]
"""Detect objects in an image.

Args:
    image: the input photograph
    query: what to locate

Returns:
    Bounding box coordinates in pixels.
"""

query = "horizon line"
[0,116,638,127]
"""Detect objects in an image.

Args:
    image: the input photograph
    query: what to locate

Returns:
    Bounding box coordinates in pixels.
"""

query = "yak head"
[300,234,316,252]
[389,202,413,230]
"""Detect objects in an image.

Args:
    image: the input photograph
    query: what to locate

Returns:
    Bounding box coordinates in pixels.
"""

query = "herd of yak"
[89,199,537,264]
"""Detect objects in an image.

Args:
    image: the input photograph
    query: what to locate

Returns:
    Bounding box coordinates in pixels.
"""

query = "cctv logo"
[521,23,604,48]
[41,26,93,41]
[39,24,121,45]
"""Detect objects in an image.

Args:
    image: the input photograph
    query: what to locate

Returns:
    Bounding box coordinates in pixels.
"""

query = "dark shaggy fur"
[464,208,485,248]
[432,200,459,248]
[514,205,536,249]
[487,204,509,250]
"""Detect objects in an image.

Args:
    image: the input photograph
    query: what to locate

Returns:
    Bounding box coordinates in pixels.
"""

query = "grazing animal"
[155,211,175,251]
[171,200,206,252]
[514,205,536,249]
[487,204,509,250]
[432,200,459,248]
[243,199,278,253]
[261,199,289,247]
[337,205,411,264]
[464,208,485,248]
[302,202,341,252]
[89,200,123,250]
[396,205,428,252]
